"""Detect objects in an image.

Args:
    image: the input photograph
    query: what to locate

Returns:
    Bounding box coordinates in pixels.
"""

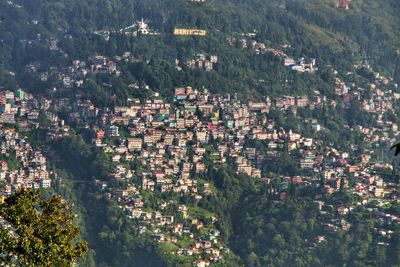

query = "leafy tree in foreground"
[0,189,88,266]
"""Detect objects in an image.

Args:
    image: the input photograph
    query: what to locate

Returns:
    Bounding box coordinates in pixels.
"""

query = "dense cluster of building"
[0,89,65,200]
[41,57,399,264]
[175,53,218,72]
[0,89,40,127]
[0,127,51,202]
[1,46,399,265]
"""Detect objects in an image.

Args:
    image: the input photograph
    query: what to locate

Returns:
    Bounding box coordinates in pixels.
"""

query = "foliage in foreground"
[0,189,87,266]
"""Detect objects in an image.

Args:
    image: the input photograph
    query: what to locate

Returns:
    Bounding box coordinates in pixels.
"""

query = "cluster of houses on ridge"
[227,36,318,73]
[0,127,51,202]
[1,46,399,264]
[42,67,399,264]
[175,53,218,72]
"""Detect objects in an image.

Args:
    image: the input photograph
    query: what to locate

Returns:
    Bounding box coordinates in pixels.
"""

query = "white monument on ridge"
[137,18,149,35]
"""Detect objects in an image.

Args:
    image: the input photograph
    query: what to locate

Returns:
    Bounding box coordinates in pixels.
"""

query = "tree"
[339,177,345,192]
[0,189,88,266]
[394,57,400,84]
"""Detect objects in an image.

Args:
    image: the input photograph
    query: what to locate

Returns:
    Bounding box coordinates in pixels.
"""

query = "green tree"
[394,57,400,84]
[0,189,87,266]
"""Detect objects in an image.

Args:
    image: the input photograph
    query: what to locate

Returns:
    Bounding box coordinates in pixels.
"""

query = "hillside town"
[1,0,400,265]
[1,48,399,265]
[0,88,53,201]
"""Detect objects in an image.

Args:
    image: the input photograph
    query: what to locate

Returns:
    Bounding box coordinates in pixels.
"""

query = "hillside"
[0,1,399,267]
[0,0,399,97]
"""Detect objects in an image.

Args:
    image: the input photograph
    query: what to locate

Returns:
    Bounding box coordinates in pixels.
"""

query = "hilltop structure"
[336,0,352,10]
[137,18,149,35]
[173,28,207,36]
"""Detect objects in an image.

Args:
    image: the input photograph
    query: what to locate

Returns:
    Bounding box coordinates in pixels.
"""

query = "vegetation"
[0,0,399,99]
[0,189,87,266]
[49,135,165,267]
[230,190,400,267]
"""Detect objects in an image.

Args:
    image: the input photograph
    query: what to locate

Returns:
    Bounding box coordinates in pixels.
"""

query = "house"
[374,187,384,198]
[1,113,15,124]
[105,125,119,137]
[40,179,51,188]
[192,260,210,267]
[127,138,142,150]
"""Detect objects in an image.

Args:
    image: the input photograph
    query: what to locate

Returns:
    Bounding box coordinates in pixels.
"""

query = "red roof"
[208,125,217,131]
